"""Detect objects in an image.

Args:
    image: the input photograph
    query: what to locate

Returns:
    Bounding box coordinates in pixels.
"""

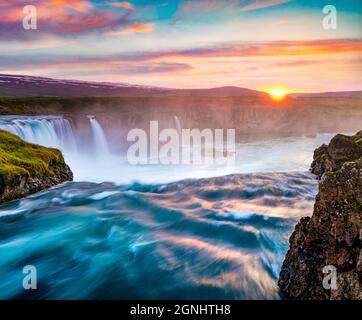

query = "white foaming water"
[0,171,318,299]
[0,115,325,300]
[88,115,110,155]
[0,116,77,153]
[174,115,182,134]
[0,115,340,184]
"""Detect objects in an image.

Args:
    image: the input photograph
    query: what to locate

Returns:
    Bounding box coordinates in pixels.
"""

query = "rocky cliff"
[279,131,362,299]
[0,130,73,204]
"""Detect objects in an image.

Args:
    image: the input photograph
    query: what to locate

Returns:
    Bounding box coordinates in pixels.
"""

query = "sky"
[0,0,361,92]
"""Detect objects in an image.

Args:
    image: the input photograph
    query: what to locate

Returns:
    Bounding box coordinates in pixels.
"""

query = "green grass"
[0,97,68,115]
[0,129,64,177]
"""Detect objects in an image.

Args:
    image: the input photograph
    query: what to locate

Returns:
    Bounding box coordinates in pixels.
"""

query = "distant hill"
[153,86,267,97]
[0,74,266,98]
[0,74,167,97]
[1,74,360,98]
[291,91,362,98]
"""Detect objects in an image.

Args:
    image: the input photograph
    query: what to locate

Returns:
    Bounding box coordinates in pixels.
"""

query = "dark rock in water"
[0,130,73,204]
[279,131,362,300]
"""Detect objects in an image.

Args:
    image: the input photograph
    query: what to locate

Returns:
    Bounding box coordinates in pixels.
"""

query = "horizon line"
[1,73,361,96]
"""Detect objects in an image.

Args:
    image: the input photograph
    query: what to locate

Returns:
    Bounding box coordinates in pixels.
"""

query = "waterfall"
[88,116,110,155]
[0,115,111,158]
[174,115,182,135]
[0,116,77,153]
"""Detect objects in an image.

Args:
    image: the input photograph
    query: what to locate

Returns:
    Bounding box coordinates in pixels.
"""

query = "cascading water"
[0,116,77,153]
[174,115,182,135]
[0,115,111,157]
[0,115,118,182]
[0,114,342,299]
[88,116,110,155]
[0,170,319,299]
[0,114,338,183]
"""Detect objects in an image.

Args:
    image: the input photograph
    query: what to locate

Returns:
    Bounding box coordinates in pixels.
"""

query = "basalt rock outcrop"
[0,130,73,204]
[279,131,362,299]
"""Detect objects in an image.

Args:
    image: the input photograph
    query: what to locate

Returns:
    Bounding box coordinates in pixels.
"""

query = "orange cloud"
[108,22,154,36]
[107,1,134,10]
[146,39,362,60]
[127,22,154,33]
[52,0,92,12]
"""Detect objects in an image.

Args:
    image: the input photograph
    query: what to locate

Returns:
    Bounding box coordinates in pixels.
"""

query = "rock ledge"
[278,131,362,300]
[0,130,73,204]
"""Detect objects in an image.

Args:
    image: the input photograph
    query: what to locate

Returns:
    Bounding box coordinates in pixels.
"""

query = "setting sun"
[268,88,288,101]
[271,88,286,97]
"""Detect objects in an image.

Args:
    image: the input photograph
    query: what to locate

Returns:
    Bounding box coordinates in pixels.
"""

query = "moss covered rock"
[311,131,362,178]
[0,130,73,203]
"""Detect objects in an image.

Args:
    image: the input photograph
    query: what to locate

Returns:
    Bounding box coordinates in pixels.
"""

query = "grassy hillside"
[0,129,65,177]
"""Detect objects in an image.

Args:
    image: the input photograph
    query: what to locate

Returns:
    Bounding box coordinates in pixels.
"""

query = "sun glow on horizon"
[266,87,288,101]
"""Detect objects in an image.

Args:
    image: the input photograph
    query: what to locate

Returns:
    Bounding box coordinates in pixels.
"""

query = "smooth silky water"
[0,115,337,299]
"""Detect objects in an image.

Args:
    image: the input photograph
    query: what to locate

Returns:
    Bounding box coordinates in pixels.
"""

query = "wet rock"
[279,131,362,300]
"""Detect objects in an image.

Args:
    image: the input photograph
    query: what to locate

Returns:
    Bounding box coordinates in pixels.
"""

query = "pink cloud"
[180,0,291,13]
[181,0,228,12]
[0,0,149,41]
[138,39,362,61]
[273,60,320,67]
[2,39,361,70]
[44,11,131,33]
[240,0,291,12]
